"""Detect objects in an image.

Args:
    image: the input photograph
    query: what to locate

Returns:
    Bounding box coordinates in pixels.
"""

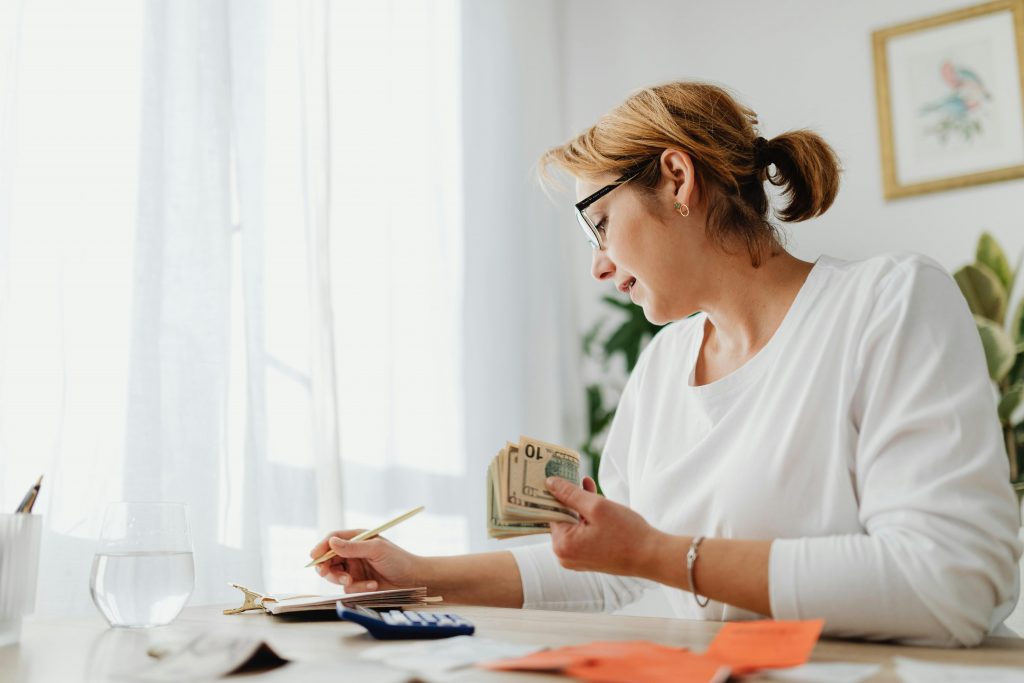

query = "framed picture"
[872,0,1024,199]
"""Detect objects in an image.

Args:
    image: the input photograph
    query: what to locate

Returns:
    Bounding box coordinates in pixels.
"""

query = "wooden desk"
[3,605,1023,681]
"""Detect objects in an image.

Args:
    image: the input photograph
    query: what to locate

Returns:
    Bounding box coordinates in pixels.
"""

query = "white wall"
[559,0,1024,329]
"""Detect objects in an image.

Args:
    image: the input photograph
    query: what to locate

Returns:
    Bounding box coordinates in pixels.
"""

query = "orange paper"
[481,641,664,671]
[704,618,824,674]
[483,641,730,683]
[566,649,730,683]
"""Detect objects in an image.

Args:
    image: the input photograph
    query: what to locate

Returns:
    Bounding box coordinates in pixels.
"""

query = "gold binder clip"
[224,583,273,615]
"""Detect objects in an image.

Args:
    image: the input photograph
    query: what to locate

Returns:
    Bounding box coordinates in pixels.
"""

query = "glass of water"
[89,502,195,628]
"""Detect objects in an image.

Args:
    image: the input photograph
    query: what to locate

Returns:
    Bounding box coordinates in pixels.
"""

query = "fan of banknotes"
[487,436,583,539]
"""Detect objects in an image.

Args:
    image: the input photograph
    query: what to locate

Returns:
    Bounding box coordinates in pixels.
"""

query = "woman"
[310,82,1021,647]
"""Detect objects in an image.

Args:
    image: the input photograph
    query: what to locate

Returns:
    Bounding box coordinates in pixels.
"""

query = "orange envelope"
[479,647,587,671]
[704,618,824,674]
[567,648,730,683]
[483,641,731,683]
[481,641,664,671]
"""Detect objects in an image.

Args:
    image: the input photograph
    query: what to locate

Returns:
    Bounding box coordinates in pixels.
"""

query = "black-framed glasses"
[574,160,649,250]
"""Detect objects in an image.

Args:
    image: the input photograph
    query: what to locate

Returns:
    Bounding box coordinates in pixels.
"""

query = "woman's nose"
[591,249,615,282]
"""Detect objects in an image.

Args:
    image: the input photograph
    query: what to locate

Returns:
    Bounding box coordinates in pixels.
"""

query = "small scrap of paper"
[360,636,540,674]
[131,634,288,682]
[894,656,1024,683]
[763,661,881,683]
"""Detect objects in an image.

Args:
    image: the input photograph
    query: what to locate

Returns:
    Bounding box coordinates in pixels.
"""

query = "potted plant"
[581,297,663,491]
[954,233,1024,498]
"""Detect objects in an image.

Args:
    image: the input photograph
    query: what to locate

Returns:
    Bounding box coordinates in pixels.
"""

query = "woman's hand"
[546,476,664,578]
[308,530,424,593]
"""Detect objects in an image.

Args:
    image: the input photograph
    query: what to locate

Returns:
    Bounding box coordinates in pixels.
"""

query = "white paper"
[764,662,881,683]
[894,656,1024,683]
[129,634,287,682]
[360,635,541,674]
[255,660,413,683]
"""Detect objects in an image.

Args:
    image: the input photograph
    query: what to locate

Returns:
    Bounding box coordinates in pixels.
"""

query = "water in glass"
[90,502,195,628]
[90,550,194,627]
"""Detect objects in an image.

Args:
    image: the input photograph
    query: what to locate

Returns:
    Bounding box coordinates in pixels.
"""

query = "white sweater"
[511,253,1021,647]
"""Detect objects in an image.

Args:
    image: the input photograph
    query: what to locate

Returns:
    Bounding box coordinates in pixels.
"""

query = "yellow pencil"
[305,505,424,568]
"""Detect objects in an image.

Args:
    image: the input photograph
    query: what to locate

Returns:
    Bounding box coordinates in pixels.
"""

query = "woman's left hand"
[545,475,663,577]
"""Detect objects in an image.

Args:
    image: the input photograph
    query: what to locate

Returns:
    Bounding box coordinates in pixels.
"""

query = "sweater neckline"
[685,257,828,400]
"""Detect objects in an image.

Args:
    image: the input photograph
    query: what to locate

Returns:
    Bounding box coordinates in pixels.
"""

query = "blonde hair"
[539,81,841,266]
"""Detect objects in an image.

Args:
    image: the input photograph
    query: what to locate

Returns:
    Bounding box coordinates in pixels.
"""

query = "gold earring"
[674,201,689,217]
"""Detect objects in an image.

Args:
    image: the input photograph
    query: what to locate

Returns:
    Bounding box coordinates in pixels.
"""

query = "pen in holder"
[0,513,43,646]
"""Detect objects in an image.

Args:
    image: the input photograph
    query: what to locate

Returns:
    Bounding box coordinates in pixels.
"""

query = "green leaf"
[600,295,634,311]
[1010,354,1024,388]
[1000,384,1024,424]
[1012,298,1024,345]
[585,384,615,436]
[1009,300,1024,387]
[977,233,1013,292]
[1010,352,1024,388]
[582,319,604,357]
[599,298,662,370]
[1008,250,1023,302]
[955,263,1008,324]
[603,320,641,368]
[976,315,1017,382]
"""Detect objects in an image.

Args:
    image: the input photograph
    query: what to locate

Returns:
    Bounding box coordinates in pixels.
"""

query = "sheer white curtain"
[325,0,469,554]
[1,0,146,615]
[0,0,344,615]
[1,0,578,617]
[125,0,316,603]
[307,0,580,558]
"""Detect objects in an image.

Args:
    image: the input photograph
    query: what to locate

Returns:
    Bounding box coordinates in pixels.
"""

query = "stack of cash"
[487,436,582,539]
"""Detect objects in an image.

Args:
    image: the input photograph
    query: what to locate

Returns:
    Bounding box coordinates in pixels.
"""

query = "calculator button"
[405,612,424,623]
[419,613,437,623]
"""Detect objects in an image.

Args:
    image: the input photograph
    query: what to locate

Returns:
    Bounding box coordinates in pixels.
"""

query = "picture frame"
[872,0,1024,199]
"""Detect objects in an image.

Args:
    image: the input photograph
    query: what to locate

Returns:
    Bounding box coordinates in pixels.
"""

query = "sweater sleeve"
[509,344,653,612]
[769,257,1022,646]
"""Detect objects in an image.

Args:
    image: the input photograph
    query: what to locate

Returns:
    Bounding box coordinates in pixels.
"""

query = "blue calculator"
[336,604,475,640]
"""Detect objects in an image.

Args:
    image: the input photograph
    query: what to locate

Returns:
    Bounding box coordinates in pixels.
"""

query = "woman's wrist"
[636,529,692,591]
[418,554,448,596]
[419,551,524,607]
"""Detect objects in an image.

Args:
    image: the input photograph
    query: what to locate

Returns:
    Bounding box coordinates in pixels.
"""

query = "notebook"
[224,583,441,616]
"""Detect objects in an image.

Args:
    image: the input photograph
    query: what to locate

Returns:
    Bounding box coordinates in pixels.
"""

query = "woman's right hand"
[308,530,424,593]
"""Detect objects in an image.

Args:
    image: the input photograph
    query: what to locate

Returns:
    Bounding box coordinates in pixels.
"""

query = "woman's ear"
[659,148,696,208]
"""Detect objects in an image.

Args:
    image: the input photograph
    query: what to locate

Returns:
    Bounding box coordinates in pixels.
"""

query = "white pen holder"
[0,513,42,646]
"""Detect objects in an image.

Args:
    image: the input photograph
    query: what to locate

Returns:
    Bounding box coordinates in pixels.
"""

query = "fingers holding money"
[487,437,583,538]
[546,476,660,577]
[545,476,600,521]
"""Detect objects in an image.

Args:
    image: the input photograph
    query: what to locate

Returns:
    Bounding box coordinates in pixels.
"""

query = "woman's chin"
[641,300,695,326]
[640,303,671,326]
